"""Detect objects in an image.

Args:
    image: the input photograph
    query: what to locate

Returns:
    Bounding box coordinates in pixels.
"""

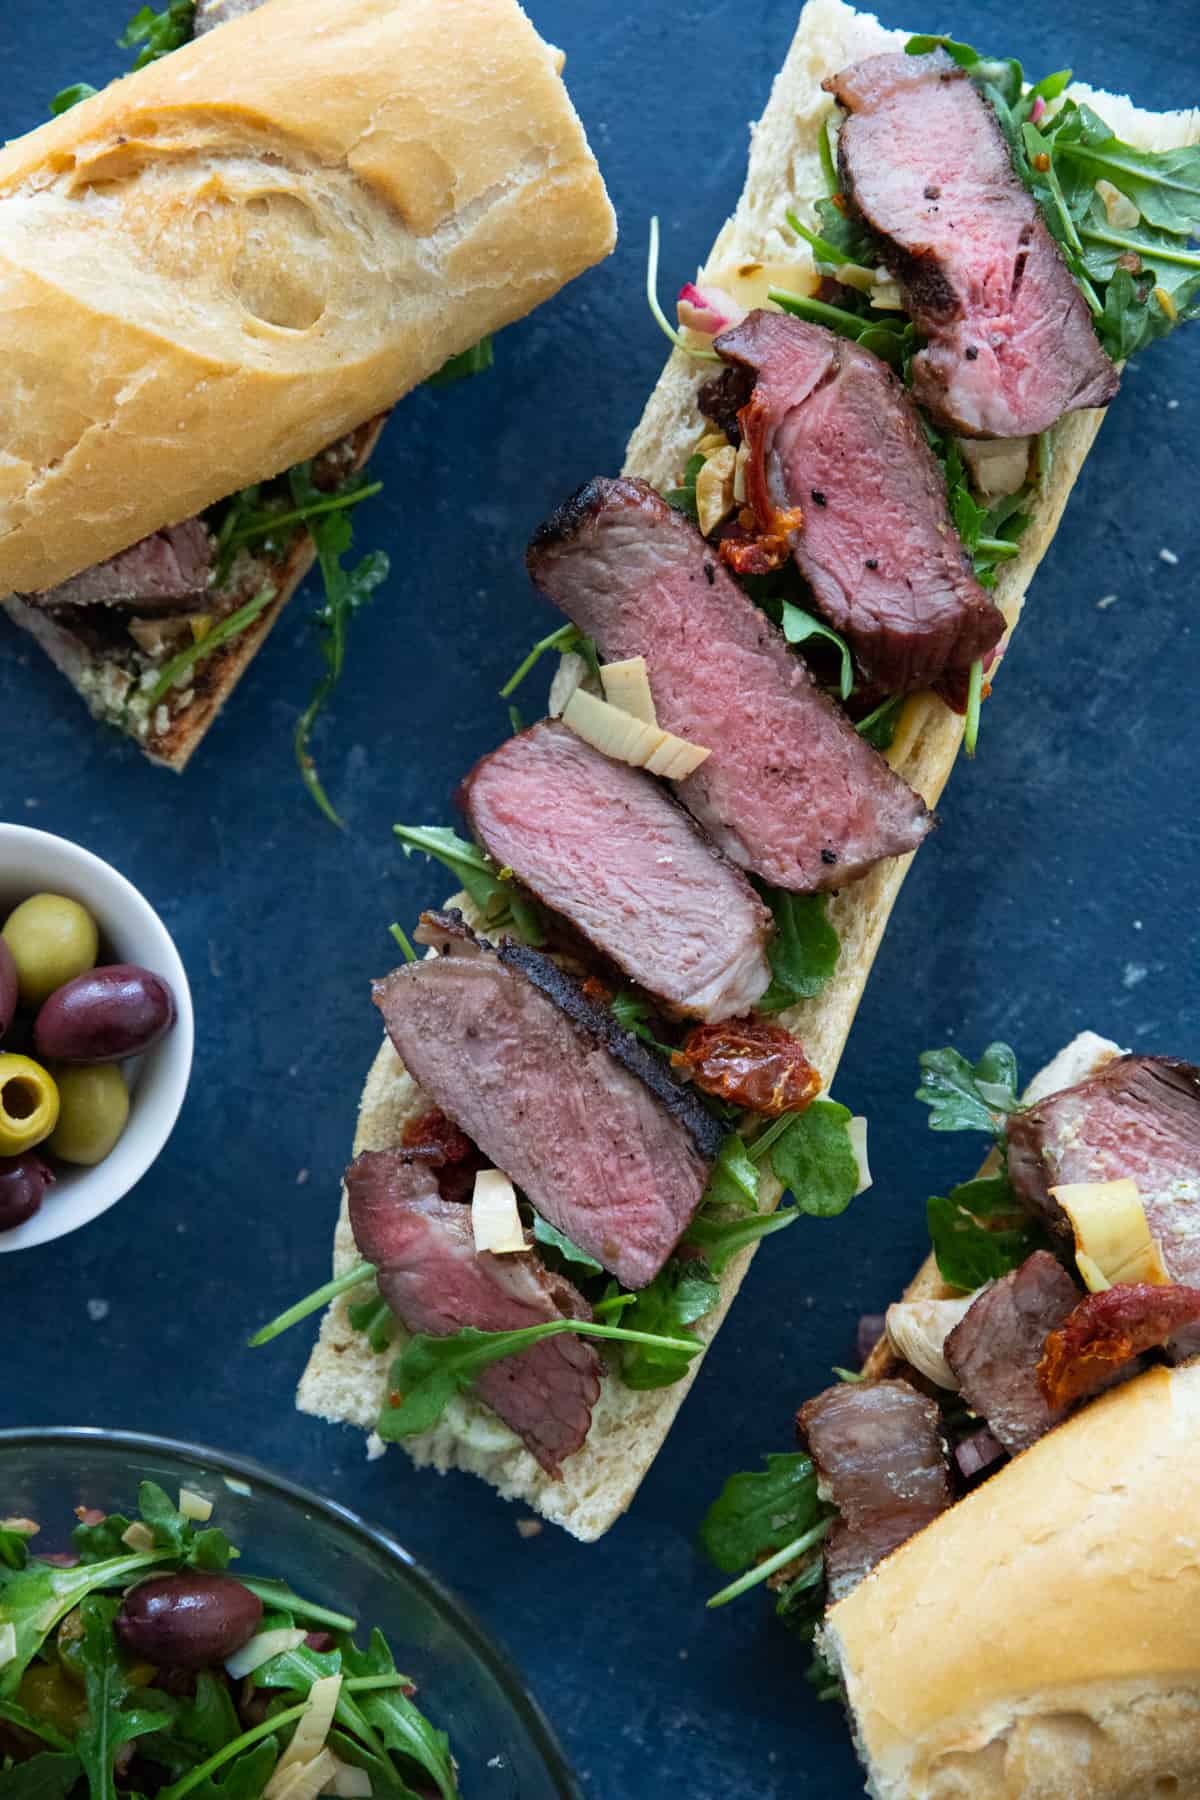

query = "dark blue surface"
[2,3,1198,1795]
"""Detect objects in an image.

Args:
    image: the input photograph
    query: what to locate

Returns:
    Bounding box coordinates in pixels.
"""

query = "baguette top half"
[825,1359,1200,1800]
[0,0,615,595]
[297,0,1198,1541]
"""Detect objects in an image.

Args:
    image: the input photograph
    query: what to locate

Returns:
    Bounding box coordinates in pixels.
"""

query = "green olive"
[17,1663,88,1738]
[48,1063,129,1166]
[0,1053,60,1155]
[2,894,99,1008]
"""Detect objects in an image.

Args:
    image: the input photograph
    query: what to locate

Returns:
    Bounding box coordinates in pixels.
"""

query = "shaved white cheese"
[471,1168,527,1255]
[704,257,820,314]
[1096,178,1140,229]
[561,688,711,781]
[121,1522,156,1553]
[957,435,1032,500]
[262,1676,343,1799]
[547,650,590,719]
[0,1623,17,1669]
[225,1626,307,1679]
[695,445,738,537]
[178,1488,213,1522]
[268,1748,339,1800]
[326,1760,372,1798]
[885,1294,977,1389]
[1052,1179,1171,1292]
[599,656,658,726]
[846,1116,873,1196]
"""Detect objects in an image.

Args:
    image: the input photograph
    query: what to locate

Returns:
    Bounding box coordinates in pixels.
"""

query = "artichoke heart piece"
[1051,1178,1172,1291]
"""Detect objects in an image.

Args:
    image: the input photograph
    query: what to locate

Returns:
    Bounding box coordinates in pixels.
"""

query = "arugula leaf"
[781,602,853,701]
[0,1754,82,1798]
[144,585,277,709]
[349,1286,397,1353]
[928,1174,1045,1290]
[1056,109,1200,236]
[790,202,877,271]
[856,692,905,751]
[289,463,389,826]
[532,1216,603,1275]
[377,1316,704,1437]
[663,452,706,521]
[616,1259,720,1389]
[234,1580,355,1635]
[0,1523,32,1570]
[0,1547,167,1698]
[699,1453,824,1574]
[769,286,913,370]
[425,336,494,388]
[683,1205,799,1276]
[702,1132,760,1213]
[249,1259,378,1348]
[392,824,501,913]
[754,887,840,1014]
[129,1482,234,1573]
[356,1685,458,1800]
[328,1729,424,1800]
[50,83,98,115]
[767,1098,860,1217]
[119,1,195,66]
[916,1043,1019,1137]
[499,622,596,698]
[75,1594,169,1800]
[181,1740,281,1800]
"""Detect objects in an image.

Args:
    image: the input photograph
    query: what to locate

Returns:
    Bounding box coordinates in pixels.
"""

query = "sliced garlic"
[1095,178,1140,229]
[1051,1178,1171,1292]
[696,444,738,538]
[471,1169,527,1256]
[600,656,658,726]
[561,688,711,781]
[885,1294,978,1388]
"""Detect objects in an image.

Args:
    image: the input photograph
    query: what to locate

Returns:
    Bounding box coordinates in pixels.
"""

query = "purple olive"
[0,940,16,1042]
[0,1153,55,1232]
[117,1573,262,1669]
[34,965,176,1064]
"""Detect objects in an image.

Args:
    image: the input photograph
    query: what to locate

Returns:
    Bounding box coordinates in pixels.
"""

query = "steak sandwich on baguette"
[266,0,1195,1539]
[0,0,614,797]
[704,1032,1200,1799]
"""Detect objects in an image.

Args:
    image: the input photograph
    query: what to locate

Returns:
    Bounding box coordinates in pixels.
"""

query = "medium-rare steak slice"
[943,1251,1080,1453]
[826,50,1119,438]
[25,521,212,613]
[373,912,721,1290]
[346,1149,600,1477]
[797,1379,950,1601]
[527,478,930,892]
[462,720,773,1020]
[715,312,1003,693]
[1005,1056,1200,1288]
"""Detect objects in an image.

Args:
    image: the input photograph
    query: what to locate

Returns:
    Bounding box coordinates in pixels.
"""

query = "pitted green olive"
[47,1064,129,1166]
[0,1054,60,1156]
[2,894,99,1008]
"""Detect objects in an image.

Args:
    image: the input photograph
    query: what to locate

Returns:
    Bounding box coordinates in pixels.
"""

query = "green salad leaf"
[425,336,495,388]
[75,1595,170,1800]
[754,887,840,1014]
[348,1631,457,1800]
[767,1098,860,1217]
[143,585,277,710]
[0,1754,83,1798]
[928,1172,1046,1290]
[349,1286,397,1353]
[702,1132,761,1213]
[615,1259,720,1389]
[856,692,906,751]
[0,1546,168,1699]
[700,1452,825,1574]
[0,1523,33,1570]
[179,1740,281,1800]
[769,285,914,371]
[663,452,706,522]
[782,603,853,701]
[50,83,98,115]
[119,1,195,66]
[916,1042,1019,1136]
[532,1216,603,1275]
[683,1205,800,1276]
[391,823,546,947]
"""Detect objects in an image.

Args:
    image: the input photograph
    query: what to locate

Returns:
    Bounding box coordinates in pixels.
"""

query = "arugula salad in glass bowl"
[0,1431,579,1800]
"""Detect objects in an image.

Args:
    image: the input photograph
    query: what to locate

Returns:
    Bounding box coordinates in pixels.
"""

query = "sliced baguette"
[298,0,1199,1539]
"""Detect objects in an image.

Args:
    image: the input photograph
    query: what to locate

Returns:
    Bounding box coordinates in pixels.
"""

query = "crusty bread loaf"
[824,1359,1200,1799]
[298,0,1199,1540]
[0,0,615,596]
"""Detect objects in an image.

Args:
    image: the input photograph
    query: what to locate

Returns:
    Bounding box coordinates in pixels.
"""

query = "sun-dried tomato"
[581,975,614,1006]
[400,1108,484,1204]
[1037,1281,1200,1409]
[717,504,804,577]
[673,1018,820,1116]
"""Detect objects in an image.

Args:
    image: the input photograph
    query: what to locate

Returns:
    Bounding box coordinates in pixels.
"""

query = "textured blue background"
[1,2,1198,1794]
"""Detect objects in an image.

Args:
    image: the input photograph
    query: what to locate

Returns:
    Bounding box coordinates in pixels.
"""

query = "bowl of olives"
[0,826,193,1251]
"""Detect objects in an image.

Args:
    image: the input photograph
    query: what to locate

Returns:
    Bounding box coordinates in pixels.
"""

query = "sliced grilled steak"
[826,50,1119,437]
[1038,1282,1200,1409]
[26,521,212,613]
[527,478,930,892]
[374,913,720,1289]
[944,1251,1080,1453]
[715,311,1003,692]
[462,720,773,1020]
[1006,1056,1200,1288]
[345,1150,600,1477]
[797,1379,950,1601]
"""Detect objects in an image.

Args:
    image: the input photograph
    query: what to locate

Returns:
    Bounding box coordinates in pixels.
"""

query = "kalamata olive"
[0,1152,55,1232]
[0,939,17,1042]
[48,1064,129,1166]
[35,965,176,1064]
[2,894,98,1008]
[116,1573,263,1670]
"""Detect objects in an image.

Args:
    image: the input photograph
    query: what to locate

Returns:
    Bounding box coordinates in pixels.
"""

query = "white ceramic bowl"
[0,825,193,1251]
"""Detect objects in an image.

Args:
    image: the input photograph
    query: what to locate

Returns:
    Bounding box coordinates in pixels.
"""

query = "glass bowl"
[0,1428,581,1800]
